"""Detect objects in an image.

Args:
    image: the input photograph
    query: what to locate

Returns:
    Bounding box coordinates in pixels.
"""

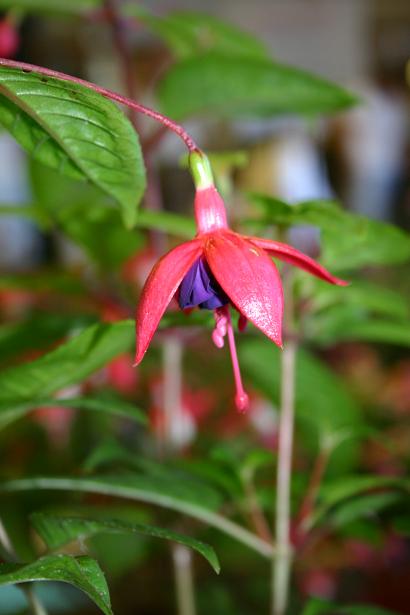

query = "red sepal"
[248,236,348,286]
[204,230,283,346]
[134,239,202,364]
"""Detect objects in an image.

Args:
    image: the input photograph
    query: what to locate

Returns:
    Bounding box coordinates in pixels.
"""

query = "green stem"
[272,340,296,615]
[162,337,184,454]
[172,544,197,615]
[189,151,215,190]
[272,266,297,615]
[0,517,15,558]
[162,338,197,615]
[24,588,49,615]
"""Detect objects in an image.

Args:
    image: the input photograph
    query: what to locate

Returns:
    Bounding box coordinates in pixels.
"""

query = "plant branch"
[0,58,200,153]
[272,340,296,615]
[162,339,196,615]
[272,268,297,615]
[162,336,184,452]
[242,474,273,544]
[295,444,331,539]
[0,517,49,615]
[0,516,16,559]
[172,544,197,615]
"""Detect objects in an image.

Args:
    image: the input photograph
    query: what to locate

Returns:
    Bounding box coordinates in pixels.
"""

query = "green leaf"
[82,440,139,473]
[393,516,410,536]
[0,0,102,14]
[0,313,95,362]
[311,475,410,528]
[246,195,410,268]
[322,223,410,270]
[0,393,145,432]
[0,555,112,615]
[30,161,145,268]
[240,449,274,481]
[247,195,347,229]
[332,318,410,347]
[0,66,145,228]
[0,271,86,294]
[129,9,268,60]
[239,339,361,470]
[0,203,52,228]
[320,475,410,508]
[82,441,242,500]
[302,600,400,615]
[323,492,404,529]
[301,598,334,615]
[31,513,220,573]
[1,474,272,558]
[135,209,195,239]
[337,607,401,615]
[0,313,95,364]
[0,320,133,408]
[311,281,409,321]
[309,309,410,348]
[160,310,214,330]
[158,53,356,120]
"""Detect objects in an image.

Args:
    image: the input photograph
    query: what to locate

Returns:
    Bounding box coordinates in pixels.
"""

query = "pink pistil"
[212,306,249,413]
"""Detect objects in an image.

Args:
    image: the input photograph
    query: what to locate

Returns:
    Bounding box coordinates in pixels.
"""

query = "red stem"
[295,447,330,541]
[243,476,273,544]
[0,57,200,153]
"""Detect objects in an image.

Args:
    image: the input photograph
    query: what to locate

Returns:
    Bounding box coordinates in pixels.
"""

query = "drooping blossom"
[135,152,347,411]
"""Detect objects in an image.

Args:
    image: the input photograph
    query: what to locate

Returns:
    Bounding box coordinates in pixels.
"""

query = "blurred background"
[0,1,409,614]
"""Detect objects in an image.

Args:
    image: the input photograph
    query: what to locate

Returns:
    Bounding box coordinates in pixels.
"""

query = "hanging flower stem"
[0,58,201,153]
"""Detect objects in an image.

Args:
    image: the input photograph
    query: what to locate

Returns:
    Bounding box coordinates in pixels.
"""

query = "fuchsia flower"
[135,153,347,411]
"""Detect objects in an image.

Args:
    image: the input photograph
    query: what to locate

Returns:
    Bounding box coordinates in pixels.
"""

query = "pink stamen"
[223,306,249,413]
[212,309,228,348]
